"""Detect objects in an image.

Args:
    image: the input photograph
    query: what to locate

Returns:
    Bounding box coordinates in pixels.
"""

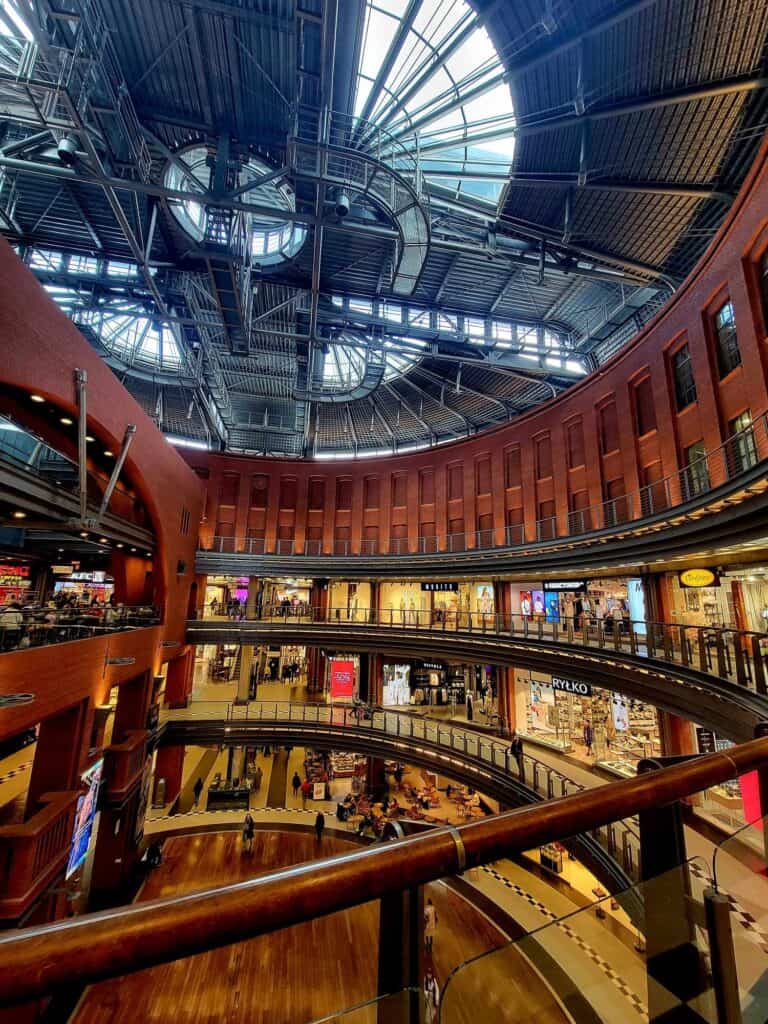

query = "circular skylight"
[164,146,307,265]
[322,333,426,393]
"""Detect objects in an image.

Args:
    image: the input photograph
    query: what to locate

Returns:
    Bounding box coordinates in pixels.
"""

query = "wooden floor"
[72,831,570,1024]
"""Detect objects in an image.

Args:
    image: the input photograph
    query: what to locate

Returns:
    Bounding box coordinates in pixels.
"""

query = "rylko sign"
[551,676,592,696]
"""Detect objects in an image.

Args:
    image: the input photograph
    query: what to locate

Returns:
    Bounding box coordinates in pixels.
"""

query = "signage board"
[329,659,355,700]
[679,568,719,589]
[312,782,326,801]
[51,564,74,575]
[544,579,588,592]
[421,582,459,592]
[696,728,716,755]
[551,676,592,697]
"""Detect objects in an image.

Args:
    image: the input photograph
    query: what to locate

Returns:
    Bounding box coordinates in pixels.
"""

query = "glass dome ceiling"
[322,333,427,392]
[164,147,307,264]
[354,0,515,207]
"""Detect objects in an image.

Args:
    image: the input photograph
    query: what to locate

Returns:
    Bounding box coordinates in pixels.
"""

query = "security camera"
[57,135,79,166]
[334,190,350,218]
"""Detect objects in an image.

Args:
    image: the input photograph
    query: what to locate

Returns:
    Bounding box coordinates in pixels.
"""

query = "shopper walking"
[242,811,255,853]
[424,898,438,952]
[300,778,311,808]
[314,810,325,842]
[466,691,474,722]
[291,771,302,799]
[192,776,204,807]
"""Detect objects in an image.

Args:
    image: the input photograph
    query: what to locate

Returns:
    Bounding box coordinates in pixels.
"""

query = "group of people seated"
[0,593,156,651]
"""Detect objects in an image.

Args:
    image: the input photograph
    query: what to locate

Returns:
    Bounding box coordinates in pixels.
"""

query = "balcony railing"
[1,738,767,1012]
[162,698,641,878]
[0,607,161,655]
[192,607,768,698]
[0,791,80,919]
[200,414,768,558]
[103,730,148,802]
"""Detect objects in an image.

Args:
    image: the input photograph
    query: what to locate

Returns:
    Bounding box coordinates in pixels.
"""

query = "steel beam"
[74,368,88,524]
[98,424,136,520]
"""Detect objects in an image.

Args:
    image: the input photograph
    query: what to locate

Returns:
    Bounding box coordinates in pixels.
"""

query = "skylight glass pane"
[69,255,98,274]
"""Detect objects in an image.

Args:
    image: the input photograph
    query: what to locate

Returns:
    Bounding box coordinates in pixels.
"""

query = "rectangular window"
[566,420,585,469]
[672,345,697,411]
[279,477,297,509]
[633,377,657,436]
[465,316,485,342]
[475,456,491,495]
[29,248,62,270]
[535,435,552,479]
[391,474,407,508]
[419,470,434,505]
[219,473,239,507]
[250,475,269,508]
[727,410,757,476]
[604,477,627,526]
[504,447,522,488]
[363,476,380,509]
[349,298,373,315]
[448,463,463,501]
[69,254,98,274]
[713,301,741,378]
[537,500,556,540]
[308,478,325,510]
[335,478,353,510]
[682,441,709,501]
[598,401,619,455]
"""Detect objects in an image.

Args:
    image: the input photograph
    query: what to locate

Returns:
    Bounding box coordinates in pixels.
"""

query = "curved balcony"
[186,611,768,741]
[196,415,768,577]
[160,698,640,886]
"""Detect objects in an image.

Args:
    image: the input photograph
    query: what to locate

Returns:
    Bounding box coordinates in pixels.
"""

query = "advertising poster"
[383,664,411,706]
[544,591,561,623]
[476,585,494,616]
[66,760,103,879]
[330,659,355,700]
[532,590,545,617]
[611,695,630,732]
[530,679,554,731]
[520,591,533,617]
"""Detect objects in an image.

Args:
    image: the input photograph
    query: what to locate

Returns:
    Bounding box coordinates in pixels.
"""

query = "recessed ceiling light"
[30,394,45,403]
[116,543,124,549]
[104,450,114,457]
[86,435,95,442]
[130,547,137,552]
[12,510,26,519]
[99,538,108,544]
[58,548,64,553]
[146,552,152,558]
[60,417,73,426]
[80,531,88,538]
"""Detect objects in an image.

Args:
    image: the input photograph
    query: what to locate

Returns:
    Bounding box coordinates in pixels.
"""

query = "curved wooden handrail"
[1,736,767,1006]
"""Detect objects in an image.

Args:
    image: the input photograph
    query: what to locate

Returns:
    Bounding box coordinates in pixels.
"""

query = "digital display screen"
[66,760,103,879]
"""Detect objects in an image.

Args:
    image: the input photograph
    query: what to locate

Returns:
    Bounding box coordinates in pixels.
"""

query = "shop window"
[391,473,407,508]
[633,377,656,436]
[598,401,619,455]
[682,440,709,501]
[535,435,552,479]
[308,478,325,510]
[448,463,463,501]
[250,474,268,508]
[364,476,380,509]
[475,456,492,495]
[419,469,434,505]
[336,478,353,510]
[727,410,757,477]
[671,344,697,411]
[504,447,521,488]
[279,477,297,510]
[566,420,585,469]
[713,300,741,379]
[604,478,627,526]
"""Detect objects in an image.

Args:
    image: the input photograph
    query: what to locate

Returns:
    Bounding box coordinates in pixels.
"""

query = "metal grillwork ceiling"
[1,0,767,456]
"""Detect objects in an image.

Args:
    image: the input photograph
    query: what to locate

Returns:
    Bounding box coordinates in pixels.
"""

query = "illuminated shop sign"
[679,569,719,589]
[421,582,458,592]
[0,565,30,586]
[545,580,588,592]
[551,676,592,697]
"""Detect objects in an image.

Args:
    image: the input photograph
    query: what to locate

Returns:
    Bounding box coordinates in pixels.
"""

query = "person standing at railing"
[508,731,524,778]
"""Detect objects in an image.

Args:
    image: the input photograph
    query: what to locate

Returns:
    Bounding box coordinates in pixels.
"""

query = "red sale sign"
[330,659,355,700]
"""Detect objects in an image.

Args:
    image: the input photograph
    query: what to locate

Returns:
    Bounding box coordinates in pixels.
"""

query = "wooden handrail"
[1,737,767,1006]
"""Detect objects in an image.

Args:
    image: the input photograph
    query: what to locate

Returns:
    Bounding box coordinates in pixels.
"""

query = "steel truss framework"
[0,0,766,455]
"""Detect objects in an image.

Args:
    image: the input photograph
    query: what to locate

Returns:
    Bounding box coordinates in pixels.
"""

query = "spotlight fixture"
[30,394,45,403]
[99,538,108,544]
[12,510,26,519]
[60,417,74,426]
[146,552,152,558]
[80,531,88,538]
[116,543,124,549]
[130,547,137,552]
[104,450,114,457]
[86,435,95,443]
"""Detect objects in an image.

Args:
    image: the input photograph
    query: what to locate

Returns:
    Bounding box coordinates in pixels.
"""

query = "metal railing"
[0,608,161,654]
[200,414,768,558]
[194,606,768,697]
[161,697,640,878]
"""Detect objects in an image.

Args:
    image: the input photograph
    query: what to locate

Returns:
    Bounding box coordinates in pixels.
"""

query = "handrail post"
[704,889,743,1024]
[751,635,766,695]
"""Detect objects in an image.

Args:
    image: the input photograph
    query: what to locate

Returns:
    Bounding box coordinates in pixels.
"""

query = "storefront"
[327,580,372,620]
[514,669,661,777]
[326,655,359,701]
[0,563,33,605]
[667,566,768,632]
[382,660,468,708]
[503,577,642,629]
[53,570,114,603]
[378,580,495,627]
